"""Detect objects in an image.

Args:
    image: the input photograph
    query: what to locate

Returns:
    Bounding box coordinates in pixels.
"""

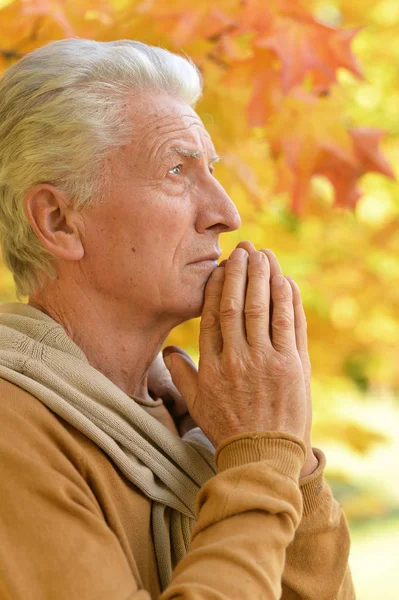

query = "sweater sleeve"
[160,431,306,600]
[0,401,140,600]
[281,448,356,599]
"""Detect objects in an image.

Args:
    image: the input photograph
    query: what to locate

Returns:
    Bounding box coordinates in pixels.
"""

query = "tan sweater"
[0,377,355,599]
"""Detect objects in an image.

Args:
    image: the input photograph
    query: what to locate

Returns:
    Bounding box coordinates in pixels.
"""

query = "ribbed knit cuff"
[215,431,306,481]
[299,447,327,515]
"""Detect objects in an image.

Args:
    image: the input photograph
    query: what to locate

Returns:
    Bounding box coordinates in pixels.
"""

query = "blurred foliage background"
[1,0,398,597]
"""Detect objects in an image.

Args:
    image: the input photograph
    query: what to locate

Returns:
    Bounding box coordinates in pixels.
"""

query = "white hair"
[0,38,203,298]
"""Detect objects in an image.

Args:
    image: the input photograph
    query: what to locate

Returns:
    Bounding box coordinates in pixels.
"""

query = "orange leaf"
[0,1,38,51]
[244,50,283,126]
[316,159,363,209]
[168,9,206,47]
[255,18,363,92]
[351,128,396,180]
[265,91,394,212]
[151,5,235,48]
[234,0,275,35]
[21,0,75,37]
[267,90,355,174]
[315,128,396,209]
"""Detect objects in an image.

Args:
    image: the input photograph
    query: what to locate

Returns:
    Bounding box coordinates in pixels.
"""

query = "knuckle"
[223,351,246,378]
[263,352,290,377]
[200,311,218,330]
[269,351,300,374]
[220,298,242,317]
[274,284,292,301]
[273,312,293,329]
[244,303,268,317]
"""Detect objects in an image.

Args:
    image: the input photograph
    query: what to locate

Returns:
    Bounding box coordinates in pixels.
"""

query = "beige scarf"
[0,302,216,590]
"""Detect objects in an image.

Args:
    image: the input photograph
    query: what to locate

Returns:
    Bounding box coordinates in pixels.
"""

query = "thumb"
[162,347,198,409]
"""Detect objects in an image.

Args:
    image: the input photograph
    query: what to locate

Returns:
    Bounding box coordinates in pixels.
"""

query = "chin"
[171,290,205,323]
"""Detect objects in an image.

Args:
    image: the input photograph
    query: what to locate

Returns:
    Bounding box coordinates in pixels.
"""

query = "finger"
[245,251,272,348]
[147,351,168,398]
[163,346,197,369]
[159,346,197,417]
[236,240,257,255]
[200,265,225,356]
[270,275,296,352]
[219,247,248,349]
[260,248,283,279]
[260,248,283,340]
[219,241,255,267]
[286,277,308,356]
[162,349,198,410]
[179,414,198,437]
[286,277,312,403]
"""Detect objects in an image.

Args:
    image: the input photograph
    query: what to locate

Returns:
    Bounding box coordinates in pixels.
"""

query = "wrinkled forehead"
[127,93,216,162]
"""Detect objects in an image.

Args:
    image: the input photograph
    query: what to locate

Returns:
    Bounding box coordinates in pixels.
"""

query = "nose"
[195,176,241,234]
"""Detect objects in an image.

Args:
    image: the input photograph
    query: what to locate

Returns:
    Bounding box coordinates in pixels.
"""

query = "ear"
[24,184,84,261]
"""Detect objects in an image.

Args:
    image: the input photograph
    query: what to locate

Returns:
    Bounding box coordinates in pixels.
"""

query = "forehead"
[127,92,216,160]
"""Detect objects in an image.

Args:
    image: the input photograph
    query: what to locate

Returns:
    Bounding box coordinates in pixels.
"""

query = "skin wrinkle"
[124,125,216,182]
[27,92,241,402]
[133,112,207,157]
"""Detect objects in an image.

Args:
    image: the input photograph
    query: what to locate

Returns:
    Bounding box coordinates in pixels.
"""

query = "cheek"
[162,171,194,198]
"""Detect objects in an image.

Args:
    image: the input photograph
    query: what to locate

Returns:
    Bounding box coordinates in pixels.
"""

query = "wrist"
[299,452,319,478]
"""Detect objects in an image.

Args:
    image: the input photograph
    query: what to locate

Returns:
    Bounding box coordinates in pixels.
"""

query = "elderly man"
[0,39,354,599]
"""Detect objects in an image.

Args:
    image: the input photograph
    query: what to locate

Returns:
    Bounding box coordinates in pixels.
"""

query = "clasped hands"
[148,241,318,479]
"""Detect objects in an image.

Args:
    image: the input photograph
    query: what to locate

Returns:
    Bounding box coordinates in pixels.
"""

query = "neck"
[28,282,179,401]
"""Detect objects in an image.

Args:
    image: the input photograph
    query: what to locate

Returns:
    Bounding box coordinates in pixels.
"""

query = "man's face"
[79,92,241,323]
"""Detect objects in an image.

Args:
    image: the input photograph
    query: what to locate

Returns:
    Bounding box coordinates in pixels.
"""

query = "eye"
[168,164,183,176]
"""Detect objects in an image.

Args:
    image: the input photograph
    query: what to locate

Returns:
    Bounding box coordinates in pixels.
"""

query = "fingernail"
[163,348,173,365]
[273,275,284,287]
[212,266,225,278]
[229,247,248,260]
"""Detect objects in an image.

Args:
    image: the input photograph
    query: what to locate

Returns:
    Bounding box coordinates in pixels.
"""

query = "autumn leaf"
[20,0,75,36]
[351,127,396,180]
[254,18,363,92]
[264,86,396,213]
[0,0,38,51]
[148,3,235,48]
[315,127,396,209]
[265,90,353,211]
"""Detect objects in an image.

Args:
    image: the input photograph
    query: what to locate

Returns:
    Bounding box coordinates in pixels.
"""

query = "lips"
[188,252,221,264]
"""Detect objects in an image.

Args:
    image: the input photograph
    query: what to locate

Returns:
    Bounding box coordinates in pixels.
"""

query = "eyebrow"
[169,146,221,164]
